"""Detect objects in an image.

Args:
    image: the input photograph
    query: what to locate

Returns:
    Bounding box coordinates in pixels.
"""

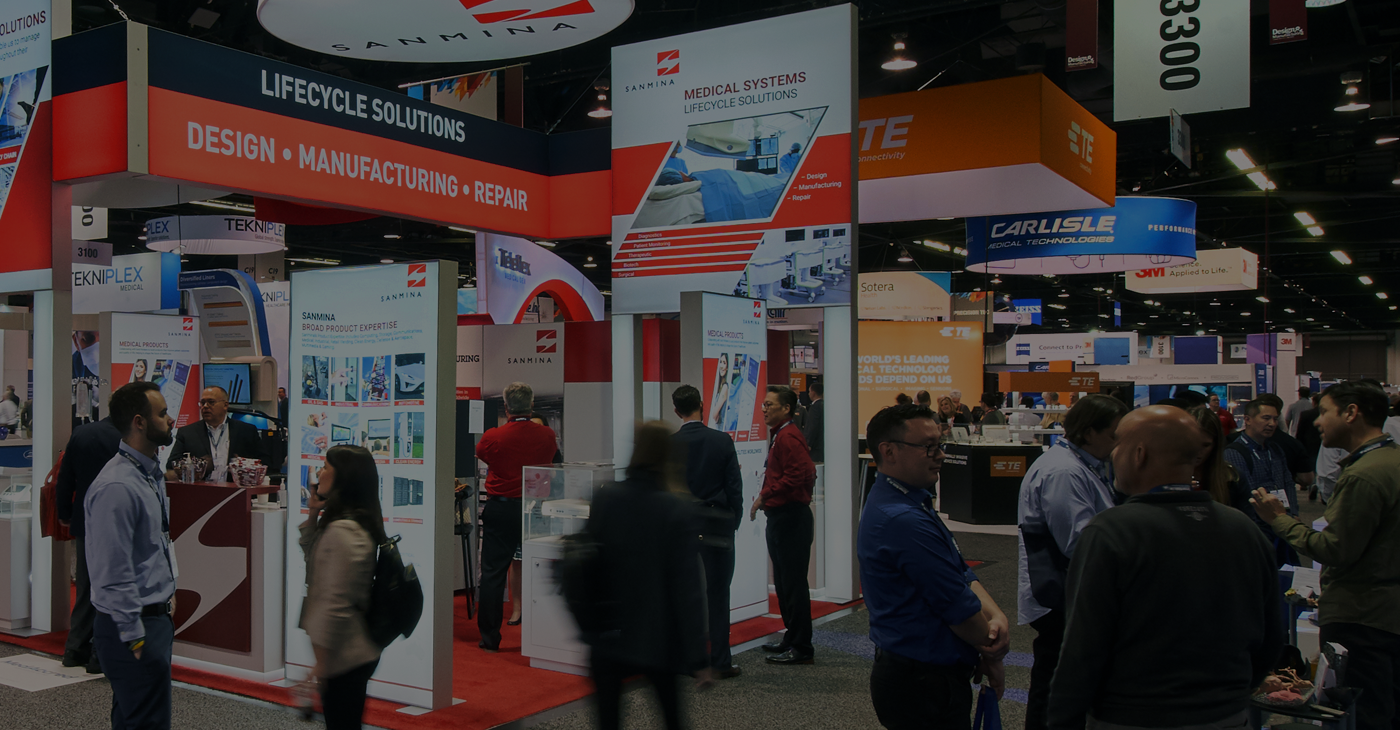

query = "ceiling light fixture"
[535,240,556,248]
[287,257,341,265]
[191,199,256,213]
[1048,303,1066,310]
[384,233,401,239]
[882,33,917,71]
[1241,312,1252,316]
[1307,226,1325,236]
[1294,212,1317,226]
[379,258,394,264]
[447,226,474,234]
[1058,291,1070,298]
[897,248,913,263]
[1225,148,1277,191]
[1359,275,1373,285]
[1376,136,1399,146]
[1331,250,1353,264]
[990,276,1003,285]
[1377,292,1389,299]
[584,256,598,269]
[587,83,612,119]
[1335,71,1371,112]
[1256,296,1270,303]
[1284,307,1296,314]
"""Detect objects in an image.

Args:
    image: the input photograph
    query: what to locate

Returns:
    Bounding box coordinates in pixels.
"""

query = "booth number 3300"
[1157,0,1203,92]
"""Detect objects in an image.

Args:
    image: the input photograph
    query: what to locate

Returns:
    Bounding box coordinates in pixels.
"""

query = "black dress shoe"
[86,653,103,675]
[761,641,789,653]
[507,617,522,626]
[717,664,742,679]
[61,650,86,668]
[477,640,499,653]
[765,649,814,665]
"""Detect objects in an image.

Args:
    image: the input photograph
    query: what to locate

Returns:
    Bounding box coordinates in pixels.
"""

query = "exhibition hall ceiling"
[76,0,1400,332]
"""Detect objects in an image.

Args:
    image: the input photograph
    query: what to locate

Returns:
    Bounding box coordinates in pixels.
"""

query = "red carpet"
[0,592,862,730]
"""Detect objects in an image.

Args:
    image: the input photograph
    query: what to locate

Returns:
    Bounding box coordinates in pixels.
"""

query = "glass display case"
[0,477,31,519]
[521,462,618,543]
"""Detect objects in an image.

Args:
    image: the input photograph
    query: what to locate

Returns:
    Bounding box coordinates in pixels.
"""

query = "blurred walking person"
[298,445,384,730]
[587,422,709,730]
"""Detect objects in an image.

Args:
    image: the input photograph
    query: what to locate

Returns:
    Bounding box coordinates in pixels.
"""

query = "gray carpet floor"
[0,495,1325,729]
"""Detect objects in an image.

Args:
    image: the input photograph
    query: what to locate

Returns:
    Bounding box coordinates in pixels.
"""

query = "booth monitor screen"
[203,363,252,404]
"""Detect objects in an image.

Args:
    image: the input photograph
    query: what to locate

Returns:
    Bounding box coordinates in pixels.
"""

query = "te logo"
[940,326,972,338]
[457,0,600,24]
[407,263,428,288]
[657,49,679,76]
[182,318,194,332]
[1068,121,1094,164]
[858,115,912,151]
[536,329,557,353]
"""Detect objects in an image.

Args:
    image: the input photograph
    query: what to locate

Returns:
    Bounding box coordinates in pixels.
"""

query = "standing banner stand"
[285,262,456,710]
[610,4,860,606]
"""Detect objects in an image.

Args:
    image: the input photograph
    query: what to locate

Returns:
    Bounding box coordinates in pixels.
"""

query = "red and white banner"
[609,6,855,314]
[0,0,53,289]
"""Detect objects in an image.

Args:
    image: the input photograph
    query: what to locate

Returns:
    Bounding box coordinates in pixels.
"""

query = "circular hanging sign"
[964,197,1197,276]
[145,216,287,255]
[256,0,635,63]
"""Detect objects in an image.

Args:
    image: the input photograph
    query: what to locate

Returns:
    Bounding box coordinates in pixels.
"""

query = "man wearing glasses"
[165,386,266,482]
[859,403,1010,729]
[750,385,817,665]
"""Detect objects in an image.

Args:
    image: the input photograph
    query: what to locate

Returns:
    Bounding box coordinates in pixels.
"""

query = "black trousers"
[765,502,814,656]
[93,611,172,730]
[320,659,379,730]
[477,498,522,648]
[591,656,682,730]
[700,541,735,669]
[1320,622,1400,730]
[1025,609,1066,730]
[870,649,974,730]
[65,536,97,657]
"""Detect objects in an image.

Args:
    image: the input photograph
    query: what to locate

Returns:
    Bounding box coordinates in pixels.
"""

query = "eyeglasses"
[761,402,782,410]
[888,440,943,457]
[198,399,227,407]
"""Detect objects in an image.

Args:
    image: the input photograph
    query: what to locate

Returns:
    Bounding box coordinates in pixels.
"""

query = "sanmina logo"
[657,49,679,76]
[407,263,428,288]
[457,0,599,24]
[536,329,557,353]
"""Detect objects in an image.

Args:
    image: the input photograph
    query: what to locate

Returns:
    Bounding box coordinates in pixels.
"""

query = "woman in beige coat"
[299,445,384,729]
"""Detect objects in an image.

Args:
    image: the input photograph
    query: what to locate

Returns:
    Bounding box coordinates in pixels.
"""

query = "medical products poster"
[107,313,202,464]
[610,5,855,314]
[0,1,52,281]
[286,262,450,707]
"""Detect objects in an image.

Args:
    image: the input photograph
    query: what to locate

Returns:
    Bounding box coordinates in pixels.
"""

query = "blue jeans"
[93,611,173,730]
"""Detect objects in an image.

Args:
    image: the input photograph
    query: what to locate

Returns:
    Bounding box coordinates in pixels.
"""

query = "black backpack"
[366,535,424,649]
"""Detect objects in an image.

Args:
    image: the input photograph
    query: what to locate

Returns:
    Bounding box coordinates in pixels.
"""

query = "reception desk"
[167,481,285,682]
[939,444,1043,525]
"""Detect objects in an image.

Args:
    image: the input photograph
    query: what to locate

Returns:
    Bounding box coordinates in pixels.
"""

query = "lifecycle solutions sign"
[965,196,1197,276]
[257,0,634,63]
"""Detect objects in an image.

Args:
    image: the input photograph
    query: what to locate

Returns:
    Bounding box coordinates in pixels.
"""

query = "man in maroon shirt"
[750,385,817,665]
[475,382,559,652]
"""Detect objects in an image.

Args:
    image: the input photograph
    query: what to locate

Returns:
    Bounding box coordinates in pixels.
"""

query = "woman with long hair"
[131,359,148,382]
[936,396,966,426]
[708,354,730,429]
[298,445,386,729]
[586,422,707,730]
[1188,405,1237,506]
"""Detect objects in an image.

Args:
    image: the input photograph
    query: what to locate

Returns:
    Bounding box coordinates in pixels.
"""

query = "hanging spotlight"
[584,256,598,268]
[882,33,917,71]
[897,248,914,263]
[1335,71,1370,112]
[588,83,613,119]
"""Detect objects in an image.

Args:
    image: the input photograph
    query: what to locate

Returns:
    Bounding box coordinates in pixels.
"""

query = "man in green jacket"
[1252,380,1400,730]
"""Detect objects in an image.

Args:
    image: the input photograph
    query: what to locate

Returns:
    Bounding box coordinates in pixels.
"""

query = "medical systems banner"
[286,262,454,709]
[1113,0,1250,121]
[1126,246,1257,294]
[610,5,856,314]
[477,234,604,324]
[0,1,52,288]
[965,197,1197,275]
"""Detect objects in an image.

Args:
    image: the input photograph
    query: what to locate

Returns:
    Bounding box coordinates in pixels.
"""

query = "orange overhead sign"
[858,75,1115,223]
[998,370,1101,393]
[858,321,984,434]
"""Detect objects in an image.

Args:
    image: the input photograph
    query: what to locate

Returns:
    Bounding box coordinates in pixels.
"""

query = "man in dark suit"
[670,385,743,680]
[164,386,266,481]
[56,415,123,673]
[803,382,824,463]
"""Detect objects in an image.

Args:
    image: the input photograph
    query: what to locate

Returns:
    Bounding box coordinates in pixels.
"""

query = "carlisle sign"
[257,0,635,63]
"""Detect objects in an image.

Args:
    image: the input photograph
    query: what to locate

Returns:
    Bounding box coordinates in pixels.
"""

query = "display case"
[520,462,618,675]
[0,468,31,630]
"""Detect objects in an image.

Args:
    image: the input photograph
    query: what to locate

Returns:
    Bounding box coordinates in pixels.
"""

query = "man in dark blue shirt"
[858,403,1010,729]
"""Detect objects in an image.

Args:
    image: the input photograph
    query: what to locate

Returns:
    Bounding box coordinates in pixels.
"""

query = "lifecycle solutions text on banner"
[608,5,856,315]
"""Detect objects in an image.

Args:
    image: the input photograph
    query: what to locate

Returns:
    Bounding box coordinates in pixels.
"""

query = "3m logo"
[1135,268,1166,278]
[536,329,558,353]
[1068,121,1094,165]
[182,318,194,332]
[407,264,428,288]
[657,49,680,76]
[457,0,600,24]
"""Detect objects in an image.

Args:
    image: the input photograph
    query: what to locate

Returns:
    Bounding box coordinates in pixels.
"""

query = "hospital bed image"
[734,256,789,305]
[811,227,850,285]
[631,167,788,229]
[732,228,834,304]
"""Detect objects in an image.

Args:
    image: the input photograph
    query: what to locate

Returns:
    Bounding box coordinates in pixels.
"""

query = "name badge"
[1271,489,1290,510]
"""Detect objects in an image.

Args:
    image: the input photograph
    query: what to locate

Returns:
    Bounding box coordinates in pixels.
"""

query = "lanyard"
[1149,482,1194,494]
[883,474,968,568]
[118,450,173,568]
[1058,440,1115,503]
[209,423,225,452]
[1345,437,1393,467]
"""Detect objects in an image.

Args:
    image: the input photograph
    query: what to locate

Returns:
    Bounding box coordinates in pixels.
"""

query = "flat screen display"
[203,363,252,404]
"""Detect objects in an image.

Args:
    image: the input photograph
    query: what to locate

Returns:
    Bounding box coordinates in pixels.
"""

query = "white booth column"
[821,305,857,602]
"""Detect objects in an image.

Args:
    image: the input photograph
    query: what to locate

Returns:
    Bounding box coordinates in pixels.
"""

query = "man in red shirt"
[750,385,817,665]
[475,382,559,652]
[1210,394,1236,436]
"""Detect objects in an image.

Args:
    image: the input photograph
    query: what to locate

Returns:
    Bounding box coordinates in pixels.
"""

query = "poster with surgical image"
[610,6,855,314]
[286,261,455,709]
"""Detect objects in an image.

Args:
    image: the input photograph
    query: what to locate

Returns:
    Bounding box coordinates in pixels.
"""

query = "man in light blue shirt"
[86,381,177,729]
[1017,394,1128,730]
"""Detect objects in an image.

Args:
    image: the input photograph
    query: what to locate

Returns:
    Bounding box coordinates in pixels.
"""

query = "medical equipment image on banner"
[610,5,855,314]
[698,296,769,442]
[0,67,46,215]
